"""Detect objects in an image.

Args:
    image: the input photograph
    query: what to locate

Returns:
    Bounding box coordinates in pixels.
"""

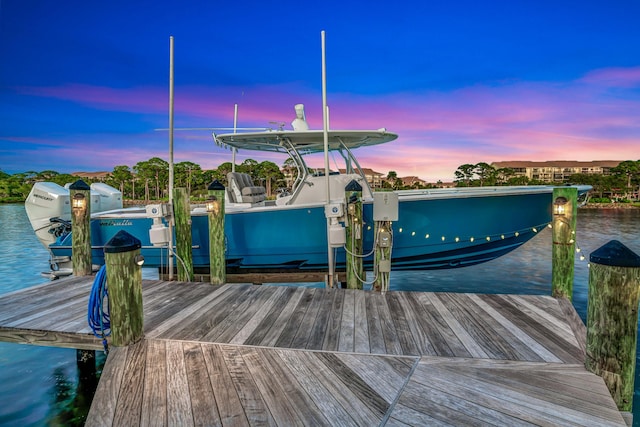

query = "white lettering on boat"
[99,219,133,227]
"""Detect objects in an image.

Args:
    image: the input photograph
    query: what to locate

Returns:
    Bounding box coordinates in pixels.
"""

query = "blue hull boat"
[25,105,589,278]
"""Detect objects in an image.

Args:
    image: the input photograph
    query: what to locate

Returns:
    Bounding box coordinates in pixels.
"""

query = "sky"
[1,1,639,182]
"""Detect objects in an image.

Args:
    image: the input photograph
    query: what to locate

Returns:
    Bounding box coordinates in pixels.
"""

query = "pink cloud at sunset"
[6,65,639,181]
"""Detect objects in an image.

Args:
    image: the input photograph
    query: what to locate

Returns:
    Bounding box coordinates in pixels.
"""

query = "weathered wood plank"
[365,290,386,354]
[335,353,417,403]
[243,286,298,347]
[86,345,129,426]
[274,288,316,348]
[147,284,240,339]
[299,350,382,426]
[166,285,255,341]
[211,285,288,344]
[323,286,346,350]
[257,286,307,347]
[112,340,147,426]
[221,346,276,426]
[305,289,337,350]
[289,287,325,349]
[338,289,356,352]
[275,349,359,426]
[228,286,288,345]
[353,290,370,353]
[468,294,561,362]
[315,352,390,417]
[414,292,468,357]
[556,296,587,360]
[256,347,330,425]
[165,340,194,427]
[386,291,419,355]
[201,344,248,425]
[183,342,221,426]
[437,293,526,360]
[480,294,584,363]
[0,327,102,350]
[141,339,167,427]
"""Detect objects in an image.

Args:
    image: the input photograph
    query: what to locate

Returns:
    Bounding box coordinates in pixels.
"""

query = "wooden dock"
[0,276,627,426]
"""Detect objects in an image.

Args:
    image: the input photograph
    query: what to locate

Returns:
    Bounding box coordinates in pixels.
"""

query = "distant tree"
[454,164,476,186]
[134,157,168,200]
[238,159,259,181]
[611,160,640,199]
[495,167,515,185]
[257,160,284,196]
[474,163,497,186]
[282,158,298,188]
[211,162,234,186]
[175,161,203,196]
[386,171,402,189]
[109,165,133,197]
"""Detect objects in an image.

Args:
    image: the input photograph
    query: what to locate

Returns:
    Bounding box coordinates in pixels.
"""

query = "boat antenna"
[232,104,238,172]
[321,30,335,288]
[167,36,175,280]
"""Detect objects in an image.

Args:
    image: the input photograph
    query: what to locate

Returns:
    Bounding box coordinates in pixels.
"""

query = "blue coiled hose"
[88,265,110,353]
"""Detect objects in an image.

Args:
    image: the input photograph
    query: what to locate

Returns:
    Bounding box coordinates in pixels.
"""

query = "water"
[0,204,638,425]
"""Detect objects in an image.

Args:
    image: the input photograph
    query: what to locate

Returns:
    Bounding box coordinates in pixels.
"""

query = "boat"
[25,104,589,280]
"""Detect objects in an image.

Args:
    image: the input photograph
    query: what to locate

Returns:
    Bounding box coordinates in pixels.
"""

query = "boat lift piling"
[551,187,578,300]
[69,179,92,276]
[103,230,145,347]
[586,240,640,418]
[173,187,194,281]
[207,180,226,285]
[345,180,364,289]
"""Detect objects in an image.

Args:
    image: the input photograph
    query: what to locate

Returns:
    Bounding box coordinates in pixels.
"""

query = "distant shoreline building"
[491,160,622,183]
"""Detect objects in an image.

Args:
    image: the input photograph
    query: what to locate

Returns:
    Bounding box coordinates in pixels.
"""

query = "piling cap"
[590,240,640,267]
[69,179,90,191]
[208,180,225,191]
[104,230,142,253]
[345,180,363,192]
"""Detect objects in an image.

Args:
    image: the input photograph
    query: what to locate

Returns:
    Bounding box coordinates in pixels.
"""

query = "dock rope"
[88,265,110,354]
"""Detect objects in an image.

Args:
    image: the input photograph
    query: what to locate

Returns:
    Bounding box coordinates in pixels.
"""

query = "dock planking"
[0,276,627,426]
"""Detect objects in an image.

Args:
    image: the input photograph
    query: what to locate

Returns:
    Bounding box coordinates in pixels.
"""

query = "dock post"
[551,187,578,300]
[345,180,363,289]
[207,180,226,285]
[69,179,92,276]
[173,187,194,281]
[104,230,145,347]
[585,240,640,413]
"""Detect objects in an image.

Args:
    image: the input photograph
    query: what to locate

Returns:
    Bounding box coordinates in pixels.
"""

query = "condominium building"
[491,160,622,183]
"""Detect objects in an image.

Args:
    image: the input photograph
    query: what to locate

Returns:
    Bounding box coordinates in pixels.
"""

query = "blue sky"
[1,0,639,181]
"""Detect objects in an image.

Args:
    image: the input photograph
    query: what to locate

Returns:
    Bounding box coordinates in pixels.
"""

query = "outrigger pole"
[168,36,175,280]
[321,30,335,288]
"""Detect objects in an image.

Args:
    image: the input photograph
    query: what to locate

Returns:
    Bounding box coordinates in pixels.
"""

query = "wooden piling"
[585,240,640,413]
[551,187,577,300]
[104,230,144,347]
[345,180,364,289]
[173,187,194,281]
[70,179,92,276]
[207,180,226,285]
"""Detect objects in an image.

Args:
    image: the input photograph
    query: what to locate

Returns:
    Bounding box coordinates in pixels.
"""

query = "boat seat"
[227,172,266,203]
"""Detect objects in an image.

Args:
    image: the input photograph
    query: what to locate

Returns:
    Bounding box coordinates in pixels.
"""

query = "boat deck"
[0,277,626,426]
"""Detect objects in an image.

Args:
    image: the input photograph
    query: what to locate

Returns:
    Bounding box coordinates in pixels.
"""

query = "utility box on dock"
[373,192,399,221]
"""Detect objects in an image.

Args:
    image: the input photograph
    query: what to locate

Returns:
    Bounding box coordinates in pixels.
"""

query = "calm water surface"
[0,204,638,425]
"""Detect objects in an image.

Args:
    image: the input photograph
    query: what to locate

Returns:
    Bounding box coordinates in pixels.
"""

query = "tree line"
[2,158,639,203]
[454,160,640,201]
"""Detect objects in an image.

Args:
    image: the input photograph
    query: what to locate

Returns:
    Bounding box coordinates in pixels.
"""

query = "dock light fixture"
[72,193,86,212]
[134,254,145,266]
[553,196,568,216]
[206,196,220,215]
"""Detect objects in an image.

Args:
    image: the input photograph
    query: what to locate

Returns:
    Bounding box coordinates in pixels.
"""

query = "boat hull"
[48,188,554,272]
